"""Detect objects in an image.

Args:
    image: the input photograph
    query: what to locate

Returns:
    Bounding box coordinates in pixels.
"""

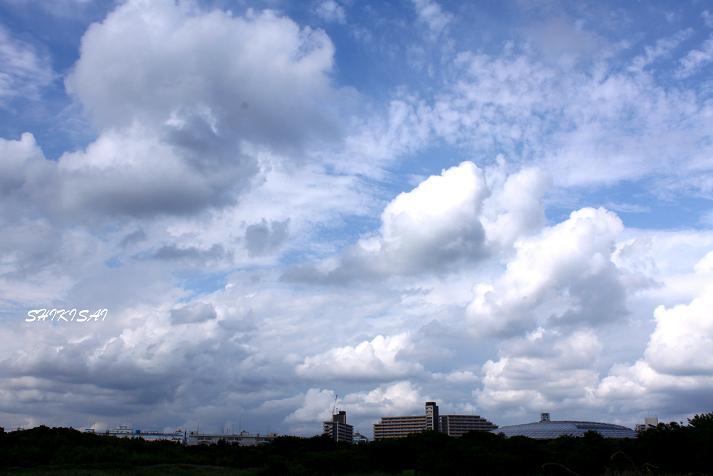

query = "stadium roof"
[492,421,637,439]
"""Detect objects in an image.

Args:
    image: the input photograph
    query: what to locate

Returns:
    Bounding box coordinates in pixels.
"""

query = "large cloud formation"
[285,161,549,281]
[467,207,628,337]
[2,0,713,437]
[6,0,344,221]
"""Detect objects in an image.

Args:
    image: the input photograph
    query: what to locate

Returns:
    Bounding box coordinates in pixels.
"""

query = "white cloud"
[703,10,713,28]
[284,388,335,424]
[170,302,217,325]
[593,285,713,416]
[314,0,345,24]
[629,29,692,71]
[467,207,628,336]
[342,381,425,417]
[481,165,550,249]
[0,25,53,103]
[286,161,551,281]
[296,333,422,381]
[49,0,349,219]
[5,1,713,435]
[411,0,453,37]
[677,34,713,78]
[370,161,488,270]
[645,286,713,376]
[285,161,489,280]
[476,329,602,416]
[694,251,713,274]
[66,1,340,147]
[282,381,427,434]
[383,41,713,192]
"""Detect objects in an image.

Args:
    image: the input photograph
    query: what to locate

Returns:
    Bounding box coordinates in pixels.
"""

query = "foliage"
[1,414,712,475]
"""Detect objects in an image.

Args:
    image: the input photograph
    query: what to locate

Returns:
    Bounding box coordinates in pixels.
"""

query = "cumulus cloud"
[66,1,340,150]
[13,0,344,220]
[284,388,335,424]
[244,219,290,257]
[480,165,550,249]
[476,329,602,416]
[467,207,628,337]
[361,161,488,271]
[170,302,217,325]
[593,285,713,416]
[296,333,422,381]
[5,0,713,435]
[284,381,426,432]
[286,161,550,282]
[645,286,713,376]
[694,251,713,274]
[0,133,55,218]
[341,381,426,417]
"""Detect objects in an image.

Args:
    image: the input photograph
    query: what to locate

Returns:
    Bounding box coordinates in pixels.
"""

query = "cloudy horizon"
[1,0,713,437]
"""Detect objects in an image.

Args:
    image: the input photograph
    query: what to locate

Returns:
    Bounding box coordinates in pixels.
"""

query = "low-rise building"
[104,426,185,443]
[186,430,276,446]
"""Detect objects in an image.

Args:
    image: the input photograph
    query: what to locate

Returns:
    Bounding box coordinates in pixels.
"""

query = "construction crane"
[331,394,338,416]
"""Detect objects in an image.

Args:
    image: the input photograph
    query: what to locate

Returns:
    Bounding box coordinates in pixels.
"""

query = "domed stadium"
[492,413,637,439]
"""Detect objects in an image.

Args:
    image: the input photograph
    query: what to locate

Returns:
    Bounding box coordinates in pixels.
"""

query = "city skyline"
[1,0,713,439]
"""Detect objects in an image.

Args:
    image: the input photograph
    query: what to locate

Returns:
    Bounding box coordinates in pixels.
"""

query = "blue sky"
[1,0,713,437]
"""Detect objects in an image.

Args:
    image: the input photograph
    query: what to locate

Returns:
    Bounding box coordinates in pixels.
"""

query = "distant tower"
[323,410,353,443]
[425,402,440,432]
[540,412,551,422]
[334,410,347,425]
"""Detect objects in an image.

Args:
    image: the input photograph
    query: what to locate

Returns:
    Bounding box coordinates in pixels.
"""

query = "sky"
[1,0,713,438]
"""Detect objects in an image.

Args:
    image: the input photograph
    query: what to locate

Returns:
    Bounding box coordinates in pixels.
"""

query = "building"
[425,401,439,432]
[374,414,430,439]
[323,410,354,443]
[105,425,134,438]
[133,429,186,443]
[104,425,186,443]
[635,416,659,432]
[374,402,497,440]
[492,413,637,439]
[374,402,439,439]
[352,432,369,444]
[186,430,276,446]
[440,414,498,437]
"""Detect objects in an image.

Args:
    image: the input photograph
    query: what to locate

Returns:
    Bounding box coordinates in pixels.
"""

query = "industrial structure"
[492,413,637,439]
[373,402,497,440]
[186,430,277,446]
[101,425,186,443]
[100,425,277,446]
[323,410,354,443]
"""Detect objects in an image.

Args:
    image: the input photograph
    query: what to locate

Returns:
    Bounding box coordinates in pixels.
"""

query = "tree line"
[0,413,711,475]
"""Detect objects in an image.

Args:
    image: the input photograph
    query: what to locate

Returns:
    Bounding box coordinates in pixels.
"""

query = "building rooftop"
[492,420,637,439]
